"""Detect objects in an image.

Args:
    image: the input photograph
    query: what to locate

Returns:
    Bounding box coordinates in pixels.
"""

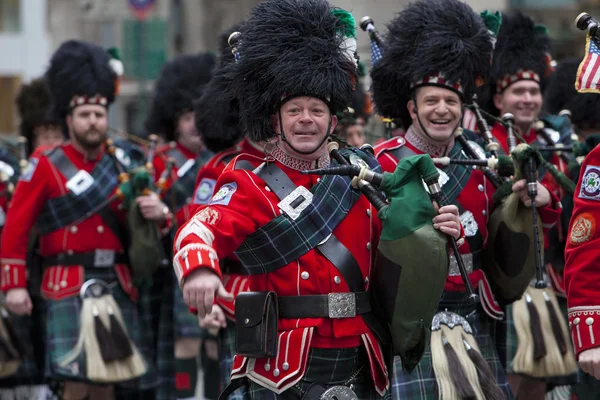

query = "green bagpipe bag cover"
[483,144,543,303]
[371,154,448,372]
[124,167,165,279]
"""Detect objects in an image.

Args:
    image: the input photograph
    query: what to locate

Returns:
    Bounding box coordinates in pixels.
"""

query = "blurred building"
[2,0,588,140]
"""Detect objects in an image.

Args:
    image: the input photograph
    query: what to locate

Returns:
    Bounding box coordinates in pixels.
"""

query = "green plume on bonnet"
[480,10,502,37]
[534,24,550,36]
[332,8,356,38]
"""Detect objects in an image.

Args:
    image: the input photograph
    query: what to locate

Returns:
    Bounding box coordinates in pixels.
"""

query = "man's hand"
[135,192,168,222]
[512,179,551,208]
[182,268,233,318]
[5,288,32,315]
[199,304,227,331]
[432,203,461,240]
[579,348,600,380]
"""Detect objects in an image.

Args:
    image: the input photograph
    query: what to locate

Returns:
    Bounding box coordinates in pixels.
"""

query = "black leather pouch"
[235,291,278,358]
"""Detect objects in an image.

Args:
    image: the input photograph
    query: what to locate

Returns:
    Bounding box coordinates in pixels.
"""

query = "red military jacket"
[191,138,264,321]
[375,130,561,319]
[0,143,135,300]
[564,144,600,358]
[173,145,388,395]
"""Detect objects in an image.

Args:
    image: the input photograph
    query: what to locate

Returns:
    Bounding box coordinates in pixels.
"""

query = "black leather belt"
[42,250,129,268]
[221,259,248,276]
[278,291,371,319]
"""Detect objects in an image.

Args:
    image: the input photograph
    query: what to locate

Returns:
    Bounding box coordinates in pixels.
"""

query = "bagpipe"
[303,140,475,371]
[452,106,579,377]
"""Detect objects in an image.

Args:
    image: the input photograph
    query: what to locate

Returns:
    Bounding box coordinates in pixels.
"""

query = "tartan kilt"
[219,323,245,399]
[44,268,155,385]
[494,298,578,385]
[173,272,203,339]
[391,292,513,400]
[118,266,176,400]
[245,347,390,400]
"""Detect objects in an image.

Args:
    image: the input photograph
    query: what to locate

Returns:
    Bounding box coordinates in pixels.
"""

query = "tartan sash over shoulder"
[164,148,213,213]
[36,148,120,235]
[234,148,380,275]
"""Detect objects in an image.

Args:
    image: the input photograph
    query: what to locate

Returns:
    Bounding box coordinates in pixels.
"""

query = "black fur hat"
[545,58,600,130]
[371,0,494,129]
[145,52,216,141]
[15,78,63,149]
[195,24,245,153]
[231,0,358,142]
[482,12,553,118]
[45,40,117,121]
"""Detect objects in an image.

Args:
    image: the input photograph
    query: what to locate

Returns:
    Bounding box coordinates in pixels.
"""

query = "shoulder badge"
[194,178,217,205]
[579,165,600,201]
[208,182,237,206]
[19,158,38,182]
[570,213,596,245]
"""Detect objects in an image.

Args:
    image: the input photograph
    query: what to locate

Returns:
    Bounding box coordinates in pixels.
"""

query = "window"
[0,0,20,33]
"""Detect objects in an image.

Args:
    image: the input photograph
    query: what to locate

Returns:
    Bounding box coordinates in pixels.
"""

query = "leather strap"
[233,159,257,172]
[42,251,129,268]
[165,147,188,169]
[255,163,365,293]
[278,292,371,319]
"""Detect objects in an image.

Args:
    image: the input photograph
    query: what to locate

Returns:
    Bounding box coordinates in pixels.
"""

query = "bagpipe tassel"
[431,312,486,400]
[464,339,505,400]
[512,288,578,378]
[59,281,146,383]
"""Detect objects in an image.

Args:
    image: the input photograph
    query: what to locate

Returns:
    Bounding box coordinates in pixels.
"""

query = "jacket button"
[478,184,484,192]
[273,369,280,377]
[3,265,9,271]
[366,242,372,250]
[334,276,341,284]
[587,317,594,326]
[366,209,371,217]
[97,226,104,234]
[282,362,289,371]
[482,210,487,216]
[301,271,309,280]
[265,186,271,192]
[365,277,369,285]
[60,281,67,288]
[574,317,581,325]
[70,226,78,234]
[264,364,271,371]
[244,318,250,324]
[67,249,74,255]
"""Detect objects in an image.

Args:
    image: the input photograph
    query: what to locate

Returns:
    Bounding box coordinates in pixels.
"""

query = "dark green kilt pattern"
[117,267,176,400]
[44,268,156,386]
[245,347,389,400]
[391,292,513,400]
[220,322,246,399]
[173,275,203,338]
[494,298,578,386]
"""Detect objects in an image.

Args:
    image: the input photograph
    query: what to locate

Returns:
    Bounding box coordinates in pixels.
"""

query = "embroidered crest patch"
[195,207,221,226]
[459,210,479,237]
[193,178,216,205]
[579,165,600,200]
[19,158,38,182]
[570,213,596,245]
[209,182,237,206]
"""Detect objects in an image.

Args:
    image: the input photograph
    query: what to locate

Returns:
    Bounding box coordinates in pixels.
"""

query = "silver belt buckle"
[328,293,356,319]
[278,186,313,221]
[320,386,358,400]
[94,250,116,267]
[448,253,473,277]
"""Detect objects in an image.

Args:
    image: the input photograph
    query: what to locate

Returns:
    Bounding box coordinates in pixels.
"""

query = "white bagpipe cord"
[430,311,504,400]
[59,280,146,382]
[512,286,577,378]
